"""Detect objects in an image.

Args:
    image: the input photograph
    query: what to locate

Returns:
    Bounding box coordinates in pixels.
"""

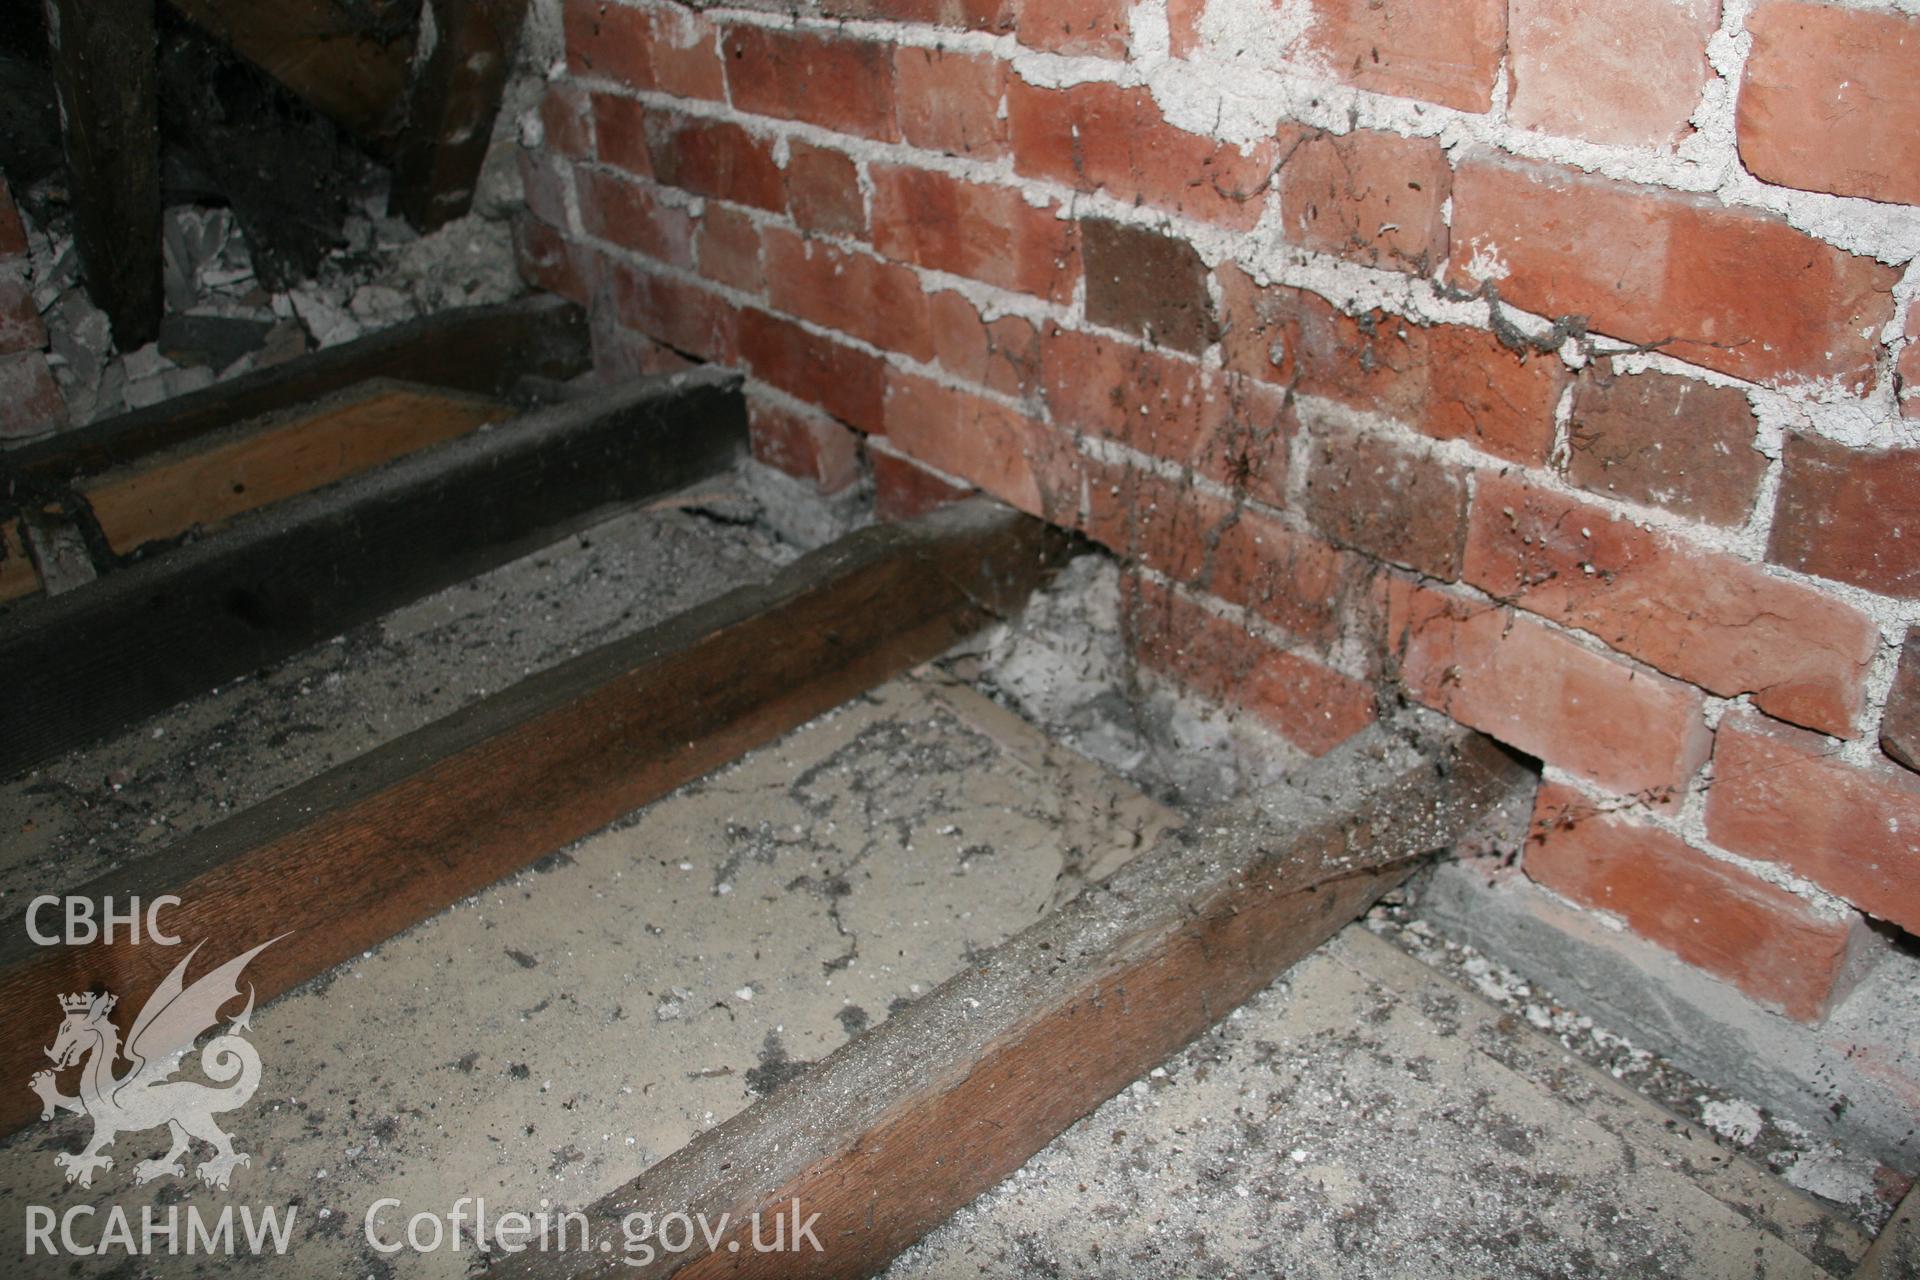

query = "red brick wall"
[518,0,1920,1023]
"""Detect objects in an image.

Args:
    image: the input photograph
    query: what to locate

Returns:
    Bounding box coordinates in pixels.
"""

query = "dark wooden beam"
[164,0,415,150]
[0,369,746,776]
[391,0,532,231]
[0,499,1076,1138]
[46,0,163,348]
[2,296,589,485]
[497,716,1534,1280]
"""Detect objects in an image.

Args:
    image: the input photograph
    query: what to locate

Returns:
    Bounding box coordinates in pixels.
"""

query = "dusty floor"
[886,926,1871,1280]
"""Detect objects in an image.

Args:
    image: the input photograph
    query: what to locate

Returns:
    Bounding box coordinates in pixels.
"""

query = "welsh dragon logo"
[29,937,278,1191]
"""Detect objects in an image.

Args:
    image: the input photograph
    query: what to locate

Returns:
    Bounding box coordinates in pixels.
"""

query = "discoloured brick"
[882,370,1078,520]
[927,292,1039,399]
[871,444,976,521]
[785,142,866,239]
[0,351,67,440]
[0,271,46,356]
[575,168,697,268]
[1017,0,1129,58]
[1303,0,1506,112]
[1565,371,1764,526]
[1528,782,1871,1023]
[1304,429,1469,580]
[1768,433,1920,599]
[695,204,764,295]
[563,0,725,100]
[763,228,933,363]
[1465,473,1877,736]
[749,394,862,495]
[739,308,886,433]
[1081,219,1216,355]
[1881,631,1920,774]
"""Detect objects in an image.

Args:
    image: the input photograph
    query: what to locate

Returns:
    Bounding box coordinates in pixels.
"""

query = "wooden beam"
[0,369,746,776]
[164,0,415,149]
[497,716,1533,1280]
[390,0,532,231]
[2,295,589,485]
[0,499,1076,1138]
[82,379,512,556]
[46,0,163,348]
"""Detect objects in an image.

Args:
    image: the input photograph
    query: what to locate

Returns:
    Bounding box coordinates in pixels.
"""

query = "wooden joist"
[391,0,533,230]
[46,0,163,348]
[3,296,589,486]
[0,500,1076,1137]
[498,715,1533,1280]
[0,368,745,776]
[81,379,513,557]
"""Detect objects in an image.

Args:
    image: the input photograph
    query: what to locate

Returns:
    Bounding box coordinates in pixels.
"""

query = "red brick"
[1304,429,1469,580]
[871,445,976,521]
[1528,782,1871,1022]
[1423,327,1568,465]
[1081,219,1216,355]
[0,271,46,356]
[927,291,1039,399]
[749,393,862,494]
[591,95,653,179]
[1041,327,1292,507]
[869,165,1078,303]
[1216,265,1563,465]
[1449,151,1898,393]
[763,227,933,362]
[724,26,898,141]
[575,167,697,268]
[1278,129,1451,274]
[821,0,1016,32]
[1706,711,1920,933]
[513,215,592,305]
[1466,474,1877,737]
[626,107,786,211]
[0,351,66,440]
[1901,308,1919,421]
[1768,433,1920,599]
[1388,579,1713,800]
[1018,0,1128,57]
[1128,577,1377,757]
[881,370,1079,521]
[894,46,1008,160]
[738,308,886,433]
[1007,78,1280,232]
[1083,463,1353,647]
[1303,0,1506,112]
[784,142,866,240]
[538,82,595,160]
[0,180,24,259]
[563,0,725,100]
[1565,370,1765,526]
[605,258,739,363]
[1882,630,1920,774]
[1739,2,1920,206]
[695,204,763,294]
[1508,0,1718,148]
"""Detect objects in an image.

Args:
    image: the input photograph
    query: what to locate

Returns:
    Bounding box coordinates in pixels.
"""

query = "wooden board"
[165,0,415,149]
[83,380,512,555]
[47,0,162,348]
[497,715,1533,1280]
[4,295,589,486]
[0,520,38,604]
[0,369,745,776]
[390,0,532,230]
[0,499,1075,1138]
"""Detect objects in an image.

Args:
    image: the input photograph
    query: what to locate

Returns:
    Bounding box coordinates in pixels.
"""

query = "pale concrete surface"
[887,926,1871,1280]
[0,676,1170,1277]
